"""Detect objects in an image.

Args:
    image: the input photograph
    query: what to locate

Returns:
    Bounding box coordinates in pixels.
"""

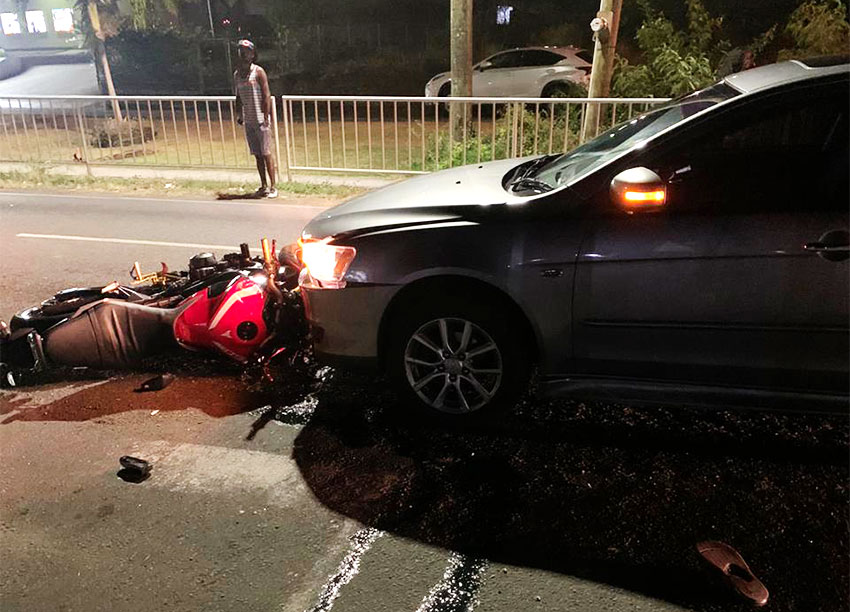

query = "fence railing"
[280,95,668,176]
[0,94,669,179]
[0,95,279,173]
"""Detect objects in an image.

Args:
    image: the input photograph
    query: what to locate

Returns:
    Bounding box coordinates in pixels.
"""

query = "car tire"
[437,82,452,116]
[387,292,530,421]
[541,80,586,99]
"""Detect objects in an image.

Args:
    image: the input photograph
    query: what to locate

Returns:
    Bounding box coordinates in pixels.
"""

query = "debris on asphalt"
[118,455,152,483]
[696,540,769,607]
[136,373,175,392]
[150,409,160,416]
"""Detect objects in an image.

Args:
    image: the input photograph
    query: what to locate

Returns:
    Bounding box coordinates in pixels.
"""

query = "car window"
[533,82,739,189]
[648,81,849,213]
[521,50,565,67]
[487,51,524,69]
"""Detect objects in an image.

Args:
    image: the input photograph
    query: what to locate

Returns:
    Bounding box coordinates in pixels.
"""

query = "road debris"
[137,374,175,393]
[118,455,152,483]
[696,540,769,607]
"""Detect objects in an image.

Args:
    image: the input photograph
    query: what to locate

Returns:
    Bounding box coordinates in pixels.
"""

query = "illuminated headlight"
[298,238,357,289]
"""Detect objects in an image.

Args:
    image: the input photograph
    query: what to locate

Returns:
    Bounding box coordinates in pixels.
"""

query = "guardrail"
[0,94,669,179]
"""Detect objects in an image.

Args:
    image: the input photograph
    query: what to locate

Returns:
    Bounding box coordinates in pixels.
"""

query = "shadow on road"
[293,372,849,612]
[215,192,266,200]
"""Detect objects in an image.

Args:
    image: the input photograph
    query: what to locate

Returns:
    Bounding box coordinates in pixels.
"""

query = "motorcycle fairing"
[173,275,270,362]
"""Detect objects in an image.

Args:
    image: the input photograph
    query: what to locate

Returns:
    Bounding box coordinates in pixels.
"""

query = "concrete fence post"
[270,96,282,182]
[279,96,293,182]
[75,102,92,177]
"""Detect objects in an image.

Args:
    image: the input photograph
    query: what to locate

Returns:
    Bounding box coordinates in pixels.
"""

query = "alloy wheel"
[403,317,503,414]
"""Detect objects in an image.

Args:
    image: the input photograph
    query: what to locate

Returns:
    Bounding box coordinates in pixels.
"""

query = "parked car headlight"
[298,238,357,289]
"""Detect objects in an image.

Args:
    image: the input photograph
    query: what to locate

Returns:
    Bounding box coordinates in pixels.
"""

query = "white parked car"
[425,46,592,99]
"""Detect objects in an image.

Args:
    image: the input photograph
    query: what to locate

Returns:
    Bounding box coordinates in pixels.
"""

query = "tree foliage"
[778,0,850,60]
[612,0,720,98]
[612,0,850,99]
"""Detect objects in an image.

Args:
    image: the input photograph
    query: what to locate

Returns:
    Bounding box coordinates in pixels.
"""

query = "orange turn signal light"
[623,189,666,204]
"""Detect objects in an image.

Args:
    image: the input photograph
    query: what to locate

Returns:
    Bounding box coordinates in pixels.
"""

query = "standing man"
[234,39,277,198]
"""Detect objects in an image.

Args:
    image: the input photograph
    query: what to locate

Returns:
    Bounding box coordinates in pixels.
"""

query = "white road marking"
[130,441,309,507]
[306,527,385,612]
[16,233,263,253]
[417,553,488,612]
[0,379,109,418]
[0,191,329,210]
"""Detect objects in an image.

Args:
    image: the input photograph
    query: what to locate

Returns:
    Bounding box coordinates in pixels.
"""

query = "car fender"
[377,265,545,362]
[426,73,451,97]
[535,67,583,95]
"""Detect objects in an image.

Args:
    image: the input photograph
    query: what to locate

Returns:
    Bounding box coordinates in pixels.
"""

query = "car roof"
[723,58,849,94]
[489,46,591,66]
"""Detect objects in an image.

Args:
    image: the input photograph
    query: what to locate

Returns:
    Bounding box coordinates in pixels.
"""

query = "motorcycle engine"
[188,252,218,281]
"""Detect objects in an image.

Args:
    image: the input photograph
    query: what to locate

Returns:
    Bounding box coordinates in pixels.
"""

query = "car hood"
[302,157,530,239]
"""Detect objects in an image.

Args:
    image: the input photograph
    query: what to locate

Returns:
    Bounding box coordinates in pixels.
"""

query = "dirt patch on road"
[0,374,276,423]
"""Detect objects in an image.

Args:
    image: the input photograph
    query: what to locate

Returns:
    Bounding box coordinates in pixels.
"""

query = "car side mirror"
[477,61,492,71]
[610,167,666,213]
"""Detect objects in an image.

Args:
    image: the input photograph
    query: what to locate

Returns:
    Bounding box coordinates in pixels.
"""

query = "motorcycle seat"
[44,299,184,369]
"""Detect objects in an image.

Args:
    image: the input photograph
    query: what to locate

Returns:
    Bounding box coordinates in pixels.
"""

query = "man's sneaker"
[266,187,278,199]
[254,186,269,198]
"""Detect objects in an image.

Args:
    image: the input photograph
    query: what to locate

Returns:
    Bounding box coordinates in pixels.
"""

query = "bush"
[778,0,850,60]
[611,0,723,98]
[411,106,584,172]
[87,118,155,148]
[105,29,203,94]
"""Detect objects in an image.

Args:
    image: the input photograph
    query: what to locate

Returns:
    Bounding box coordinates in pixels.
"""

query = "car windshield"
[530,82,740,189]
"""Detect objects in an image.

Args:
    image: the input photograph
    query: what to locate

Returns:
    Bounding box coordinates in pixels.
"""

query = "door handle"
[803,242,850,253]
[804,230,850,262]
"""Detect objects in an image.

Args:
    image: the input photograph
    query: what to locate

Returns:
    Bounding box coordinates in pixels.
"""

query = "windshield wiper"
[509,177,554,194]
[518,154,559,179]
[506,154,559,193]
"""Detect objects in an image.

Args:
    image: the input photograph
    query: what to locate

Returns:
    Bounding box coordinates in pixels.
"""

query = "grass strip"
[0,169,365,200]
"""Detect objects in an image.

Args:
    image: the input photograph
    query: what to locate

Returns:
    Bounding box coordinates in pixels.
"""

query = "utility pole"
[86,0,122,121]
[582,0,622,141]
[450,0,473,140]
[206,0,215,36]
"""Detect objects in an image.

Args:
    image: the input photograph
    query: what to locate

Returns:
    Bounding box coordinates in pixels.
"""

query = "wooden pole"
[450,0,473,141]
[583,0,621,140]
[87,0,122,121]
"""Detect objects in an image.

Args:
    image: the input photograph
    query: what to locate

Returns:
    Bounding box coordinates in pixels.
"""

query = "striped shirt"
[234,64,266,126]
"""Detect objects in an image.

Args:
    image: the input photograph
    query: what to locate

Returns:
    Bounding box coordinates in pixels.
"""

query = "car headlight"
[298,238,357,289]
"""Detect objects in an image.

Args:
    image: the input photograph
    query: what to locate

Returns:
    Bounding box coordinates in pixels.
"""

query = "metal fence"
[280,95,669,176]
[0,94,669,179]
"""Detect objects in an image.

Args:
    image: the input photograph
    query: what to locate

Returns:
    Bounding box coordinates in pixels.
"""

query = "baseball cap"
[237,39,255,50]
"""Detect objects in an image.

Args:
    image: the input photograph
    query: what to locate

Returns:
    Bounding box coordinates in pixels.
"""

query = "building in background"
[0,0,81,51]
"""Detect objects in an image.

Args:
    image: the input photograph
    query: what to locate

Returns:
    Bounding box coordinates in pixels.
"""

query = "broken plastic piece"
[696,540,769,607]
[137,373,175,392]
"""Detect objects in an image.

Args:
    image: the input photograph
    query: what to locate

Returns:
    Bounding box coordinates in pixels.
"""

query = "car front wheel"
[387,296,530,418]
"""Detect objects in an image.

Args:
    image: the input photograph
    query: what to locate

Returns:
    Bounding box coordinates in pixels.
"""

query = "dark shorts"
[245,123,271,157]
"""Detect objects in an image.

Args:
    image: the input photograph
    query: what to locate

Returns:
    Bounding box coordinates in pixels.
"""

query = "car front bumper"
[300,280,400,370]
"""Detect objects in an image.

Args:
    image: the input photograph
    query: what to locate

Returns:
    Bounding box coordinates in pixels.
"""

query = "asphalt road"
[0,191,323,317]
[0,63,99,99]
[0,191,848,612]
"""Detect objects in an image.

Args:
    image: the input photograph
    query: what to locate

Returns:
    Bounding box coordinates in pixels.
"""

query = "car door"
[506,50,566,96]
[474,50,525,97]
[571,80,849,394]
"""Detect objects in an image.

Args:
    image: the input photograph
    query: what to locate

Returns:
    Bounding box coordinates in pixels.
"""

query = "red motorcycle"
[0,239,306,387]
